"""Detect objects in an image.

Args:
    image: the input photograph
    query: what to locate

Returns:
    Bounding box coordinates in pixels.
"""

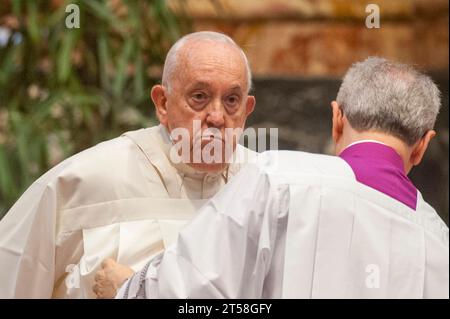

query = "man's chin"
[188,162,228,173]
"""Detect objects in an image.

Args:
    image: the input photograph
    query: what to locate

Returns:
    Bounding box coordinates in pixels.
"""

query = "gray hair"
[161,31,253,94]
[336,57,441,145]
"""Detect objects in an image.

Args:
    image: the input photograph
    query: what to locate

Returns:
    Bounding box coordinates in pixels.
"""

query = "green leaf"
[32,93,61,122]
[0,145,15,200]
[11,0,21,16]
[0,46,19,86]
[112,38,133,97]
[154,0,180,41]
[83,0,127,34]
[26,1,40,43]
[9,111,31,186]
[0,0,190,218]
[98,33,111,90]
[47,0,73,26]
[133,51,145,101]
[57,29,78,83]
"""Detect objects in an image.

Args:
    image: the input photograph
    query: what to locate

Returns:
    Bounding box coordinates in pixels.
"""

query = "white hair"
[161,31,253,93]
[336,57,441,145]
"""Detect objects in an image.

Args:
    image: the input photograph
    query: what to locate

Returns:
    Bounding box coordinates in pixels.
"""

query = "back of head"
[336,57,441,145]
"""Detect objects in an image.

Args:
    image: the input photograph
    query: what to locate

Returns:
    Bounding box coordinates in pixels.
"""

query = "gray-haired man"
[0,31,256,298]
[96,57,448,299]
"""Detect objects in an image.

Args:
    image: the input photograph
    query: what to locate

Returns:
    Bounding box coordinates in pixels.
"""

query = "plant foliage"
[0,0,190,217]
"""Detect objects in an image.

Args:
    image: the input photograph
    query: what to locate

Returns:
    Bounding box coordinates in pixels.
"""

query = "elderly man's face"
[151,40,255,172]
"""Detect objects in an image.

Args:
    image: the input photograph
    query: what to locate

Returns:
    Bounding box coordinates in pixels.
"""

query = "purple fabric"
[339,142,418,210]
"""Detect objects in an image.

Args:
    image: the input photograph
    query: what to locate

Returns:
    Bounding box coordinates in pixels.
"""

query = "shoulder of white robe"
[122,126,181,197]
[261,151,448,247]
[256,150,355,181]
[416,191,449,246]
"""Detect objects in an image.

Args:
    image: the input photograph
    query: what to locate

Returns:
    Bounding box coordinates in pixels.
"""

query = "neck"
[337,130,413,173]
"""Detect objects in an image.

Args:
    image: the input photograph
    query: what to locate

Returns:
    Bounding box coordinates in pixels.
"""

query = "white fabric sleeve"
[0,182,57,298]
[116,253,163,299]
[137,163,287,298]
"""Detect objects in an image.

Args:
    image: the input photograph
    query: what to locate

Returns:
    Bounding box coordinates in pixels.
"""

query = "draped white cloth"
[0,125,254,298]
[118,151,449,299]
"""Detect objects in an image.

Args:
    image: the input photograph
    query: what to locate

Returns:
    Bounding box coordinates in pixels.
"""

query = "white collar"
[345,139,388,150]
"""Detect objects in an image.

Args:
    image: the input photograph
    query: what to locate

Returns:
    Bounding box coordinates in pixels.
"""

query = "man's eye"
[225,95,240,106]
[192,93,207,102]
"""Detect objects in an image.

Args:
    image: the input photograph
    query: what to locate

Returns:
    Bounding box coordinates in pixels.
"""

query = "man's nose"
[205,100,225,128]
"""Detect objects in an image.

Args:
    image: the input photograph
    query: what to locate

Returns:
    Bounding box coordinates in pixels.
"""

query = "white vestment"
[119,151,449,299]
[0,125,254,298]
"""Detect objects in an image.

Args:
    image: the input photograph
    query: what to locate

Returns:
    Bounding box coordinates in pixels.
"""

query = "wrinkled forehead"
[175,40,248,88]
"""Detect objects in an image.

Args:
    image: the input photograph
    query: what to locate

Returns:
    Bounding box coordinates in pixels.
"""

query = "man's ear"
[245,95,255,117]
[331,101,344,144]
[151,85,169,126]
[410,130,436,167]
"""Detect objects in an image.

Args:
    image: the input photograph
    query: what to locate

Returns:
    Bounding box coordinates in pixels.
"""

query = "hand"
[93,258,135,299]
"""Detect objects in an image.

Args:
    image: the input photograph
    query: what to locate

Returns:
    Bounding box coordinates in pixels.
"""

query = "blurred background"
[0,0,448,224]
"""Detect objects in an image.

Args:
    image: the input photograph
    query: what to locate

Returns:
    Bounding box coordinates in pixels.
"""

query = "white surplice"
[119,150,449,299]
[0,125,255,298]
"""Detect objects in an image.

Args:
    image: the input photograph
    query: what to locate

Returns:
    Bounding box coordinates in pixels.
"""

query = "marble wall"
[168,0,449,76]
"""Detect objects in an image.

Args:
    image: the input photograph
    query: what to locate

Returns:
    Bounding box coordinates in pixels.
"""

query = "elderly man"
[98,57,448,299]
[0,31,255,298]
